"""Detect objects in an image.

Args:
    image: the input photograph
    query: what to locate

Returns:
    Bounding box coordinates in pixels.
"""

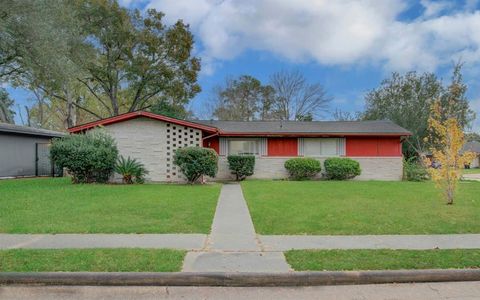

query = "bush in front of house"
[173,147,218,183]
[403,157,429,181]
[227,155,255,181]
[115,156,149,184]
[324,157,361,180]
[284,157,321,180]
[50,129,118,183]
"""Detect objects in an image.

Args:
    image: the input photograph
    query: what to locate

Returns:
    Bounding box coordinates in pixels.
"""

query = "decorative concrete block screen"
[165,123,202,181]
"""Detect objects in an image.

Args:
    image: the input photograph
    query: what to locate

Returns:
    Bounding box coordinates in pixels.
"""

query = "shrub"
[114,156,149,184]
[50,129,118,183]
[173,147,218,183]
[227,155,255,181]
[284,157,321,180]
[324,157,361,180]
[403,157,429,181]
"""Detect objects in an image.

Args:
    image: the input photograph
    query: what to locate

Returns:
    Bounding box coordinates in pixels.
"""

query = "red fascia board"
[68,111,218,133]
[217,131,411,137]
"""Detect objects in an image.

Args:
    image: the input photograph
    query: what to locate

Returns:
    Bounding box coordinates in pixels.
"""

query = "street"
[1,281,479,300]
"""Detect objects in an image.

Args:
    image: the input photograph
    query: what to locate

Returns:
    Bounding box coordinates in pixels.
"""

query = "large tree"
[212,75,275,121]
[1,0,201,130]
[0,88,15,123]
[269,70,330,121]
[363,65,475,157]
[77,1,201,116]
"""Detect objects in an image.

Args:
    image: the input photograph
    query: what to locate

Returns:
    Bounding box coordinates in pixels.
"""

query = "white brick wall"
[214,156,403,181]
[105,117,201,182]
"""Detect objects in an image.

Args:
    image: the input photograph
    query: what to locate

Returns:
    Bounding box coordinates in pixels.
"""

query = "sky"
[7,0,480,131]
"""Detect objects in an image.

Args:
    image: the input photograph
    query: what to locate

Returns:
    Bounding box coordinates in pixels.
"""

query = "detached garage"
[0,123,64,178]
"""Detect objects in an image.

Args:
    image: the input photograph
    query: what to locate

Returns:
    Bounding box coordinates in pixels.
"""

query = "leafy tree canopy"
[363,64,475,157]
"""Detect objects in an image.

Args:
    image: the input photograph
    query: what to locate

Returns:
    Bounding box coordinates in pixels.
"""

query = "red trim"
[68,111,218,133]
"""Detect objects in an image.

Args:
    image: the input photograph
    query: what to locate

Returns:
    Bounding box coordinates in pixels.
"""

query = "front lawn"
[463,168,480,174]
[0,178,221,233]
[285,249,480,271]
[242,180,480,235]
[0,249,185,272]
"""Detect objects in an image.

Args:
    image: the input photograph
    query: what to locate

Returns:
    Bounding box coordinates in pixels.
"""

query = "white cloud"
[147,0,480,74]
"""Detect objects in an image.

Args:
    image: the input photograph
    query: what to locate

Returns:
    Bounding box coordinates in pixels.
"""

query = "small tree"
[173,147,218,183]
[424,101,475,205]
[227,155,255,181]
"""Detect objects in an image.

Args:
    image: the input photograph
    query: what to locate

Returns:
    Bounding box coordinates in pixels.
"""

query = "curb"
[1,269,480,286]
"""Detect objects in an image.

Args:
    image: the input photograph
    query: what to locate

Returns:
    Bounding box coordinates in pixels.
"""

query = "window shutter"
[219,137,228,156]
[298,138,305,156]
[337,138,346,156]
[259,138,267,156]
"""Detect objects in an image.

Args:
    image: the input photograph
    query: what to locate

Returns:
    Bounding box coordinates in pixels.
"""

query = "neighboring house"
[69,111,411,181]
[462,141,480,168]
[0,123,64,178]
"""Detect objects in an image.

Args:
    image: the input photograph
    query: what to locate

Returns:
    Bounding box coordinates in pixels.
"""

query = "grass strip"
[285,249,480,271]
[0,249,186,272]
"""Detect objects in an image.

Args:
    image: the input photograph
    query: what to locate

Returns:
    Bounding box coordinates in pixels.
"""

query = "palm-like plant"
[114,156,148,184]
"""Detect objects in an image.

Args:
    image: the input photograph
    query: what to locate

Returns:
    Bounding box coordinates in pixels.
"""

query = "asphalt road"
[1,281,479,300]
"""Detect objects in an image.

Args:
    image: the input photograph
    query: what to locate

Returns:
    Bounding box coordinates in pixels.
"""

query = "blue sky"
[8,0,480,131]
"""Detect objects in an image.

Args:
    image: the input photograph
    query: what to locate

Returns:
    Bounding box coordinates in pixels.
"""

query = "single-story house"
[0,123,65,178]
[69,111,412,181]
[462,141,480,168]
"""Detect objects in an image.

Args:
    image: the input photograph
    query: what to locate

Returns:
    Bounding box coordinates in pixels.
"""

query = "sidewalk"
[181,183,291,272]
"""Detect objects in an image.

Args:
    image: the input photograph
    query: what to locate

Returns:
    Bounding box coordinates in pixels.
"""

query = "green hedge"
[324,157,361,180]
[173,147,218,183]
[284,158,321,180]
[50,129,118,183]
[403,158,429,181]
[227,155,255,181]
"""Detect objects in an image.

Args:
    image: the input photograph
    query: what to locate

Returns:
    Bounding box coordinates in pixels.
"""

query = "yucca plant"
[114,156,148,184]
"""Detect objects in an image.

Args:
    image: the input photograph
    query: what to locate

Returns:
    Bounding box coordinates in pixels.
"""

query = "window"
[228,139,259,155]
[304,138,339,156]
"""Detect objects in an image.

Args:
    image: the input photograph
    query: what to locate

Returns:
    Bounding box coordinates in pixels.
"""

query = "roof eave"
[217,131,412,137]
[68,111,218,133]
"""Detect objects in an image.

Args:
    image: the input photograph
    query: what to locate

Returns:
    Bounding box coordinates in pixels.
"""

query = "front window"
[304,138,339,156]
[228,139,259,155]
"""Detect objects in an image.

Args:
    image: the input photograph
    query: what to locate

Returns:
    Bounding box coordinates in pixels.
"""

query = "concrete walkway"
[0,234,206,250]
[182,184,291,272]
[260,234,480,251]
[462,173,480,181]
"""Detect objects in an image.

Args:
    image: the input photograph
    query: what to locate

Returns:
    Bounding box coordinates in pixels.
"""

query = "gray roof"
[463,141,480,153]
[0,123,65,138]
[194,120,411,135]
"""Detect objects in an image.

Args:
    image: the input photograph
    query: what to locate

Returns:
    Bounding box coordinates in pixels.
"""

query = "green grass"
[0,249,185,272]
[241,180,480,235]
[0,178,221,233]
[285,249,480,271]
[463,168,480,174]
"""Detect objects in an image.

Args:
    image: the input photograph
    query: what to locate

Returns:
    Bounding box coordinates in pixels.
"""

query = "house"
[462,141,480,168]
[0,123,65,178]
[69,111,412,181]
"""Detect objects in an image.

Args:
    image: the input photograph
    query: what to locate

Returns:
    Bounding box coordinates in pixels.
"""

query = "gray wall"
[0,133,53,177]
